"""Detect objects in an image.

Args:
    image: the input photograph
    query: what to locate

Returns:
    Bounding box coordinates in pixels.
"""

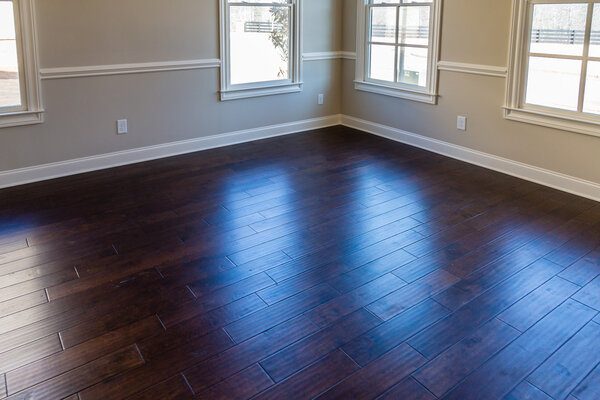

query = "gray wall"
[0,0,343,171]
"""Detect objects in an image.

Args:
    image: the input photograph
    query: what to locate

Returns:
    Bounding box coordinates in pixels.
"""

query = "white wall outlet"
[318,94,324,105]
[117,119,128,135]
[457,116,467,131]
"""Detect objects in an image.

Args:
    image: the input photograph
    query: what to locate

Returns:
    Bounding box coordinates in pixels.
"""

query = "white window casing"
[0,0,43,128]
[219,0,303,101]
[354,0,441,105]
[505,0,600,137]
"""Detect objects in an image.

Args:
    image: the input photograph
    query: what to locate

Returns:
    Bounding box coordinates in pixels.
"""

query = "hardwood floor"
[0,126,599,399]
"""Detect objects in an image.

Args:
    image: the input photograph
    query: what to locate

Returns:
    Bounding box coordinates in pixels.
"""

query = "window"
[354,0,441,104]
[219,0,302,101]
[506,0,600,136]
[0,0,42,127]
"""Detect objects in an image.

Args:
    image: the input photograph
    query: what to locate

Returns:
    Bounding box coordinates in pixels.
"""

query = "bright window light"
[0,0,21,110]
[524,1,600,116]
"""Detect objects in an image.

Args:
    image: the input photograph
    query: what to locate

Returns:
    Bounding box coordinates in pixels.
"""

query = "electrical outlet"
[117,119,128,135]
[457,116,467,131]
[318,94,324,105]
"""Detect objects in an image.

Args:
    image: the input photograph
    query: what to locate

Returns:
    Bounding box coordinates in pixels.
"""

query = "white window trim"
[354,0,441,105]
[505,0,600,138]
[219,0,303,101]
[0,0,43,128]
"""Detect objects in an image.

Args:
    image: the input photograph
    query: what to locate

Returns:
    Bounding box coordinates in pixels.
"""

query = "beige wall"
[0,0,343,171]
[341,0,600,184]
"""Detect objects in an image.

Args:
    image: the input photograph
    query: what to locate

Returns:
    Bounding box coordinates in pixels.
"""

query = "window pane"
[398,6,429,46]
[590,4,600,58]
[525,57,581,111]
[372,0,430,3]
[530,3,588,57]
[0,1,21,109]
[398,46,428,86]
[370,7,396,44]
[369,44,395,82]
[233,0,289,2]
[230,5,290,85]
[583,61,600,115]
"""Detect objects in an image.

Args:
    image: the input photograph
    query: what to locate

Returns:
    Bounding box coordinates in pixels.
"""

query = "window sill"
[220,82,303,101]
[354,80,438,105]
[0,110,44,128]
[504,107,600,138]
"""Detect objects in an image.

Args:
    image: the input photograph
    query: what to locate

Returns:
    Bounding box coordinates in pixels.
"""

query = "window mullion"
[394,6,400,83]
[578,1,595,112]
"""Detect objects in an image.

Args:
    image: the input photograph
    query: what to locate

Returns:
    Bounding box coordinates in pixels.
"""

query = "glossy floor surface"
[0,126,600,400]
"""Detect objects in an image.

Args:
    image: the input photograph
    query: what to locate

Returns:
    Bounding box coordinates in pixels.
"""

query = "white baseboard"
[341,115,600,202]
[0,114,342,189]
[3,113,600,203]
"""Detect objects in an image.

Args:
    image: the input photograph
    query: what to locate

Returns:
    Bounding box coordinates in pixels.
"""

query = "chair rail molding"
[303,51,357,61]
[40,52,358,80]
[40,59,222,80]
[437,61,508,78]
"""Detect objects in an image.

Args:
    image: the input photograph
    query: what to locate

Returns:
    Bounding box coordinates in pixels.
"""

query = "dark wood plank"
[183,316,318,394]
[260,308,380,382]
[527,321,600,399]
[0,267,77,303]
[316,343,426,399]
[195,364,272,400]
[571,361,600,400]
[572,275,600,310]
[505,382,552,400]
[342,299,450,367]
[558,246,600,286]
[0,374,5,400]
[0,240,28,256]
[0,334,62,375]
[79,328,234,400]
[255,350,358,400]
[367,269,459,321]
[305,273,405,328]
[224,283,338,343]
[412,318,520,397]
[5,345,144,400]
[127,374,194,400]
[497,276,580,332]
[545,222,600,267]
[6,316,163,393]
[160,293,266,330]
[0,291,47,319]
[408,258,563,359]
[443,299,597,400]
[377,377,435,400]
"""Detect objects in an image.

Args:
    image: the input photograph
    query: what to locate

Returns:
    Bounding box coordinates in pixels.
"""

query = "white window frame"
[506,0,600,137]
[354,0,441,104]
[0,0,43,128]
[219,0,303,101]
